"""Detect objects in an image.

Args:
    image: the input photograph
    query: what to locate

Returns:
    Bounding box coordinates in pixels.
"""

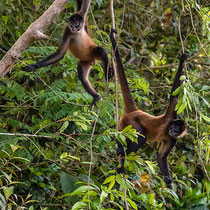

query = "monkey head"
[68,14,84,33]
[168,119,187,138]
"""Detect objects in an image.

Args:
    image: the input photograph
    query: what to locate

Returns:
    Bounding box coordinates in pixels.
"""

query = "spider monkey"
[25,0,112,108]
[110,30,187,185]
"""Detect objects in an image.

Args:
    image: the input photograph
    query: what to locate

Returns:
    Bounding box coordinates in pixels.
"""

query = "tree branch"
[0,0,68,79]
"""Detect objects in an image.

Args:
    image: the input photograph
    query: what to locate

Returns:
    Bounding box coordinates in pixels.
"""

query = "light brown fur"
[69,30,98,62]
[120,110,172,144]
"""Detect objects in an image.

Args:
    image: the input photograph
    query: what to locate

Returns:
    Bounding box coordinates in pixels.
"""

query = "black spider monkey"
[110,30,187,185]
[25,0,112,108]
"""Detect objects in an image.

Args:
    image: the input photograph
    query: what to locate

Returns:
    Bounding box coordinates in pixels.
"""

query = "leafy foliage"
[0,0,209,209]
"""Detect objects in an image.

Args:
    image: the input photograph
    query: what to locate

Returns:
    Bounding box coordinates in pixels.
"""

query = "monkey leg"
[77,61,100,108]
[126,128,146,155]
[117,128,146,174]
[116,140,125,173]
[157,138,177,185]
[93,46,113,81]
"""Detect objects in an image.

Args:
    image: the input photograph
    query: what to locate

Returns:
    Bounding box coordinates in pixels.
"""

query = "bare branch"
[0,0,68,79]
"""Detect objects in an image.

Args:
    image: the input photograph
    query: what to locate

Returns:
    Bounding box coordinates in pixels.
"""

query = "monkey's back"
[120,110,170,142]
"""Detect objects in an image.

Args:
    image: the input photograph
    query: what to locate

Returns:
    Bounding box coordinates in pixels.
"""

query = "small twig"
[33,71,85,107]
[110,1,129,209]
[35,203,69,207]
[0,132,55,139]
[186,0,208,57]
[178,0,185,54]
[110,0,119,131]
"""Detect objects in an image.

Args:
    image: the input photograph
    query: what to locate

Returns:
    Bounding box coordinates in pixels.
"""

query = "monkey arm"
[165,54,187,118]
[157,138,177,185]
[170,53,188,100]
[93,46,113,81]
[25,27,71,71]
[77,61,100,108]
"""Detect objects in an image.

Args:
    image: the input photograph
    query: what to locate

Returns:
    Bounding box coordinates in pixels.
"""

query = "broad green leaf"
[122,125,132,133]
[59,121,69,133]
[3,186,14,200]
[145,161,155,174]
[177,102,187,114]
[172,85,183,96]
[60,152,68,159]
[103,175,115,184]
[127,197,138,210]
[149,193,156,206]
[108,179,116,191]
[201,115,210,123]
[72,201,88,210]
[71,186,95,196]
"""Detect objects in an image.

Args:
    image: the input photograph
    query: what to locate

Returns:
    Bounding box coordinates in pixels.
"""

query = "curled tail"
[110,30,137,113]
[165,53,188,118]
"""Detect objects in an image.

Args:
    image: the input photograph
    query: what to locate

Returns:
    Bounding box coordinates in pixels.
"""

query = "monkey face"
[68,14,83,33]
[168,119,186,138]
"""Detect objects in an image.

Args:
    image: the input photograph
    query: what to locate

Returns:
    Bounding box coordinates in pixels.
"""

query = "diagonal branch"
[0,0,68,79]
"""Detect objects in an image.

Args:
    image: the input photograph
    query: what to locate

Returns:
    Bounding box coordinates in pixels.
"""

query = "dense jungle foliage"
[0,0,209,209]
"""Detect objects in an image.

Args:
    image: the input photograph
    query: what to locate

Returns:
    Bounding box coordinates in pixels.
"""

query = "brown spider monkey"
[110,29,187,185]
[25,0,113,108]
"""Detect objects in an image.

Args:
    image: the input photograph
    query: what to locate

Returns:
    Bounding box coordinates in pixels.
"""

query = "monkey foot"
[25,64,40,71]
[89,96,101,110]
[164,176,172,186]
[180,53,188,61]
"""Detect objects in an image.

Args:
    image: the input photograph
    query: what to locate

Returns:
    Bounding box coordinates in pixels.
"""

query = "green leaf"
[126,134,137,143]
[149,193,156,206]
[145,161,155,174]
[60,171,80,194]
[59,121,69,133]
[108,179,116,191]
[3,186,14,200]
[72,201,88,210]
[60,152,68,159]
[75,122,88,131]
[180,75,186,81]
[172,85,183,96]
[177,102,187,114]
[71,186,95,196]
[103,175,115,184]
[201,115,210,123]
[122,125,132,133]
[100,190,108,203]
[127,197,138,210]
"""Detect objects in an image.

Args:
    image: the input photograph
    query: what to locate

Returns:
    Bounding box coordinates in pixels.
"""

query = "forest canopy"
[0,0,209,209]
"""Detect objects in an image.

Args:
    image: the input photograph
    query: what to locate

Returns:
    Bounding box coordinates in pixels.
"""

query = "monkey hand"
[89,95,101,110]
[180,53,188,62]
[24,63,40,71]
[164,175,172,186]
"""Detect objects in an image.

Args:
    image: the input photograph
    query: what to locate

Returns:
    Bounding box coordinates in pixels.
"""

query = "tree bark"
[0,0,68,79]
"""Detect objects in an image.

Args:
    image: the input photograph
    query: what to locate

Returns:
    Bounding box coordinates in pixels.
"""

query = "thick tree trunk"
[0,0,68,79]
